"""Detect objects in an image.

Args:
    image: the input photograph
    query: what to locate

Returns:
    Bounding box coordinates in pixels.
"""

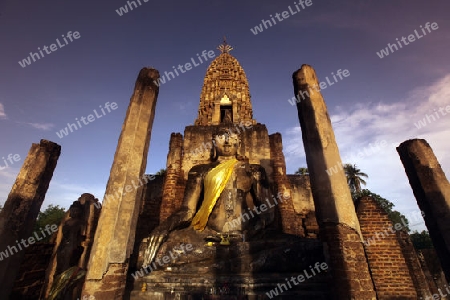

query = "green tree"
[353,189,410,232]
[34,205,66,242]
[155,168,166,176]
[344,164,368,193]
[294,167,309,175]
[410,230,434,250]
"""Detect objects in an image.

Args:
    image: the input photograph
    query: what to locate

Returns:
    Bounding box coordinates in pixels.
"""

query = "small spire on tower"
[218,36,233,53]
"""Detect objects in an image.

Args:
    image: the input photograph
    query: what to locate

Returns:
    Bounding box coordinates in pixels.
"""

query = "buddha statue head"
[211,127,242,161]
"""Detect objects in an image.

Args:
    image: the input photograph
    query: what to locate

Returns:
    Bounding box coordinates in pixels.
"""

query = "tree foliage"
[296,163,413,234]
[353,189,410,232]
[294,167,309,175]
[410,230,434,250]
[344,164,368,193]
[34,204,66,242]
[155,168,167,176]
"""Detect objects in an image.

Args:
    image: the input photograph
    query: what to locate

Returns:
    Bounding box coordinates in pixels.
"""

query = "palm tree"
[294,167,309,175]
[155,168,166,176]
[344,164,368,193]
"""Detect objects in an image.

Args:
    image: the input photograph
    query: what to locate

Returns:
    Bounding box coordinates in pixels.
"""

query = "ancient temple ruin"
[79,40,444,299]
[2,41,449,299]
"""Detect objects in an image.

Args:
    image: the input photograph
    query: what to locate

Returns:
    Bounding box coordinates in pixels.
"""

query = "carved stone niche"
[42,193,101,300]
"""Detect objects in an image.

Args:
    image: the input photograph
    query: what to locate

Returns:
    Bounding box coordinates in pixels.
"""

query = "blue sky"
[1,0,449,231]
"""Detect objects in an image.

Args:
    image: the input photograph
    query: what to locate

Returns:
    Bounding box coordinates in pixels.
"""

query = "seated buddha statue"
[143,127,276,267]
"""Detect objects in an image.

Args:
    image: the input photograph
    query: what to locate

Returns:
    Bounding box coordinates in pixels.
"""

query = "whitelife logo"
[0,153,21,170]
[265,262,328,298]
[153,50,216,87]
[287,69,350,106]
[55,102,118,139]
[0,224,58,261]
[18,31,81,68]
[414,105,450,129]
[376,22,438,59]
[250,0,313,35]
[131,244,194,279]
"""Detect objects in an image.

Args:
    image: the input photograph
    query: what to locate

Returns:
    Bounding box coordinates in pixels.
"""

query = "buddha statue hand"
[143,224,170,267]
[143,208,193,266]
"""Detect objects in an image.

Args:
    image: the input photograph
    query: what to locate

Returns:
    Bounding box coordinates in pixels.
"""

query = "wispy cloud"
[0,103,7,119]
[283,126,304,160]
[0,167,18,181]
[0,167,19,205]
[283,73,450,227]
[13,121,55,131]
[285,73,450,162]
[27,122,55,130]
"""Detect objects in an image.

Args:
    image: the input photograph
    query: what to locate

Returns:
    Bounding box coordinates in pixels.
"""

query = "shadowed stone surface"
[43,193,101,299]
[10,243,54,300]
[0,139,61,299]
[132,233,330,299]
[292,65,376,299]
[82,67,160,299]
[397,139,450,282]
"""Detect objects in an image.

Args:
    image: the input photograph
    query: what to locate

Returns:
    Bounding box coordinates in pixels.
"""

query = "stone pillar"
[0,139,61,299]
[82,68,160,299]
[292,65,377,299]
[397,139,450,281]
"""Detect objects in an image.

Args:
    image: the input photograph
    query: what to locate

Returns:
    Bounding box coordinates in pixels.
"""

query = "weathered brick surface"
[420,248,449,293]
[269,133,304,236]
[322,223,377,299]
[10,243,54,300]
[356,196,417,299]
[416,250,440,295]
[396,229,434,298]
[83,263,128,300]
[160,133,184,222]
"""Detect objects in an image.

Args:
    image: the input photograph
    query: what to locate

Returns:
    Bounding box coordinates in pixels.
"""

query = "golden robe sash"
[191,158,239,231]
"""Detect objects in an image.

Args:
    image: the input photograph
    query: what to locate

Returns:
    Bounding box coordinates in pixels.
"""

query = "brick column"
[269,133,304,236]
[159,133,183,222]
[397,139,450,282]
[396,230,434,299]
[0,140,61,299]
[356,196,418,299]
[292,65,376,299]
[82,68,160,299]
